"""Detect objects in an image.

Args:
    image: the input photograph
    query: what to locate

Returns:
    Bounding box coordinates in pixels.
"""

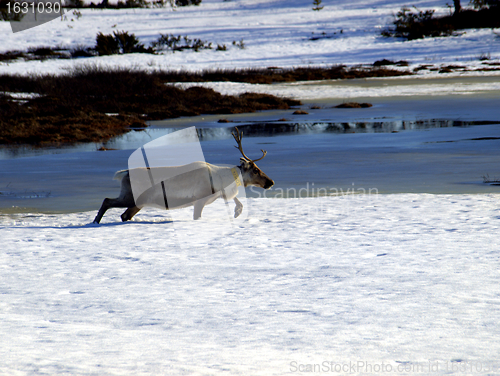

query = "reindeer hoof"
[234,207,242,218]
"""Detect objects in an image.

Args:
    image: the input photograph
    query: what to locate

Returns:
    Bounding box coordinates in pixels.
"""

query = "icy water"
[1,91,499,214]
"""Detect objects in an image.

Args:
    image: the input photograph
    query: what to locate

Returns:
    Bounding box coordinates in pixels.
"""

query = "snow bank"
[175,75,500,101]
[1,194,499,375]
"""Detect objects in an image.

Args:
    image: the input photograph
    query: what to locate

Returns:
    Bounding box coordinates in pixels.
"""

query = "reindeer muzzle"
[264,179,274,189]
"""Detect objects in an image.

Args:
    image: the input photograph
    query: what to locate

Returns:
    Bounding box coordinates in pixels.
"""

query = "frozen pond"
[1,88,500,214]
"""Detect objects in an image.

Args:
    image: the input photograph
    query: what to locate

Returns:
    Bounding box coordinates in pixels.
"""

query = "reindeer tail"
[113,170,129,181]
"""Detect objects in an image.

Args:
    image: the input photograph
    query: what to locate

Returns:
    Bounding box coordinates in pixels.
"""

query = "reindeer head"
[232,127,274,189]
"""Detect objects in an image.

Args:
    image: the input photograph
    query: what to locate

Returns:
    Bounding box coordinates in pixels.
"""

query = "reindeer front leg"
[234,197,243,218]
[193,199,207,220]
[193,192,222,220]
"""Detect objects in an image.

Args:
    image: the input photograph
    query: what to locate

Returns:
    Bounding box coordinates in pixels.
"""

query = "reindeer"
[93,127,274,224]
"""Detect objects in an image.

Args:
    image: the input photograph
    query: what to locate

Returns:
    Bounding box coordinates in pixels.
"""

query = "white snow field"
[2,0,500,374]
[1,0,500,75]
[1,194,500,375]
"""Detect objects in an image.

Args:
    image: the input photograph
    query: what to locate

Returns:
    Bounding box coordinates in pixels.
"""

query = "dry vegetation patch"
[335,102,373,108]
[0,66,302,145]
[1,65,412,145]
[382,4,500,40]
[155,65,412,84]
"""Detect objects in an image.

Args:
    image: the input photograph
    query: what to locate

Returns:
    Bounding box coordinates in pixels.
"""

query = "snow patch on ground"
[174,75,500,100]
[1,0,500,76]
[1,195,500,375]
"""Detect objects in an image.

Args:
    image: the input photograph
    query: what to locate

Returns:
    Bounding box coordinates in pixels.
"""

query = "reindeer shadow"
[8,218,174,230]
[85,218,174,228]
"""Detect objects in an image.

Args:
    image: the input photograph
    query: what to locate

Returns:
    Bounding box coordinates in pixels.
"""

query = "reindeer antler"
[232,127,267,162]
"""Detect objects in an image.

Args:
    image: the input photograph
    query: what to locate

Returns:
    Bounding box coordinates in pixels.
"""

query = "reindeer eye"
[253,168,258,174]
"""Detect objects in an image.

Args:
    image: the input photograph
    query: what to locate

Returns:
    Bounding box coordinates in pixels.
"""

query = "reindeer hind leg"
[94,198,118,224]
[121,206,141,222]
[93,197,134,224]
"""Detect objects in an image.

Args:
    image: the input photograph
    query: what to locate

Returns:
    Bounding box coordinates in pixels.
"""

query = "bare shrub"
[96,31,153,56]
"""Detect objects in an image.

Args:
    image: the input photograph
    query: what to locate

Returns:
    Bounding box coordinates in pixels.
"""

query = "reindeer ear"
[240,158,250,167]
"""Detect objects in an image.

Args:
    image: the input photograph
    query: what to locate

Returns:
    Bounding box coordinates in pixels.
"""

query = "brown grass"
[335,102,373,108]
[154,65,412,84]
[0,66,303,145]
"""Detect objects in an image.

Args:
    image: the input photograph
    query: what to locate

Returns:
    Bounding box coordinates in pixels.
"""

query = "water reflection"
[194,119,499,140]
[1,119,498,160]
